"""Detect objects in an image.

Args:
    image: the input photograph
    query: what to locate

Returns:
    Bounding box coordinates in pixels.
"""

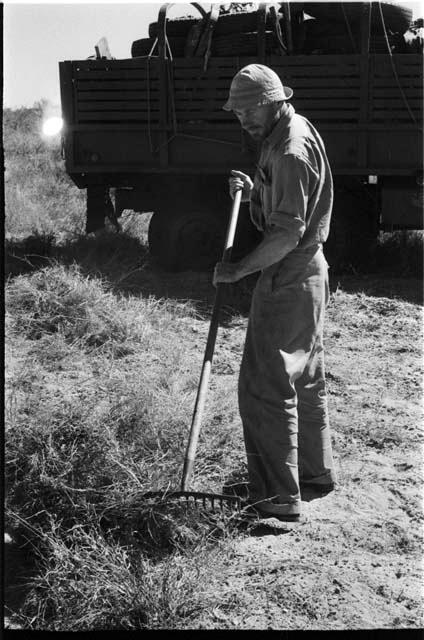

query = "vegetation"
[4,105,423,630]
[4,102,86,240]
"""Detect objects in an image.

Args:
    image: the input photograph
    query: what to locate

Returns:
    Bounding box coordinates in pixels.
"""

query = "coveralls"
[239,103,336,517]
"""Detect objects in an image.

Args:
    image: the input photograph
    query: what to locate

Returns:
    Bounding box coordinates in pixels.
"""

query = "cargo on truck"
[59,1,423,271]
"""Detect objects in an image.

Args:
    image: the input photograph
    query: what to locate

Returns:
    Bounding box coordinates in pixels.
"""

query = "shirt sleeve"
[269,153,318,239]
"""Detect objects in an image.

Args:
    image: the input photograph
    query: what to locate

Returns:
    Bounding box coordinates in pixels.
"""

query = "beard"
[244,126,264,141]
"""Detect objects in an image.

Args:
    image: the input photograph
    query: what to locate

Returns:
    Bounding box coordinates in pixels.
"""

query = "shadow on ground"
[5,232,423,313]
[4,535,37,626]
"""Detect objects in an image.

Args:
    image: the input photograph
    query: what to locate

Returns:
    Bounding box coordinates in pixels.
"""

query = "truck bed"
[60,53,423,183]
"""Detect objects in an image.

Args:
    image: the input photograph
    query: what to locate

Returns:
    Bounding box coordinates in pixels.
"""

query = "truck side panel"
[61,53,422,178]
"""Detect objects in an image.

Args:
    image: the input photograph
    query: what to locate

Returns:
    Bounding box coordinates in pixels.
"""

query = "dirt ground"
[166,273,424,630]
[5,267,423,630]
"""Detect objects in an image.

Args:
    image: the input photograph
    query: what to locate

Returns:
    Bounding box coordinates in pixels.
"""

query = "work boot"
[241,500,301,523]
[300,481,336,495]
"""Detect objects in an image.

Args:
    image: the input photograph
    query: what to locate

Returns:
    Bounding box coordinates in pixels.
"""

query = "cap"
[223,64,293,111]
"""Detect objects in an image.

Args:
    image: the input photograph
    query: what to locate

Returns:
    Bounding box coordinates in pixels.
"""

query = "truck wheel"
[148,210,226,271]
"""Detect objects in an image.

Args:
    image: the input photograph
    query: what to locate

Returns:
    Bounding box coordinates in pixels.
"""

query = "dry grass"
[4,103,85,240]
[5,259,248,629]
[12,518,237,630]
[6,253,422,630]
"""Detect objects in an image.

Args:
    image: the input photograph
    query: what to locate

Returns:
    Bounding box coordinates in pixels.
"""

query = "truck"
[59,1,423,271]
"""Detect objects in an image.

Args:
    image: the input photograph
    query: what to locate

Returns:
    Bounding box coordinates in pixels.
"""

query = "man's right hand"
[229,170,253,202]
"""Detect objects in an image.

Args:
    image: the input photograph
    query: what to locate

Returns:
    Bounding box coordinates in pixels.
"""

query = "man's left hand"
[213,262,242,287]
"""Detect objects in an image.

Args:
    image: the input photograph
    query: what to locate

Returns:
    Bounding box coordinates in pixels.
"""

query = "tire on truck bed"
[131,36,186,57]
[303,2,413,33]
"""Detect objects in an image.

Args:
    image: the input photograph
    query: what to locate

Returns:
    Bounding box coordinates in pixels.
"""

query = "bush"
[4,103,85,240]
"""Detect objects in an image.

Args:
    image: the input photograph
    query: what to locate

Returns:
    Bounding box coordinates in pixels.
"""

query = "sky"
[3,1,210,109]
[3,0,423,110]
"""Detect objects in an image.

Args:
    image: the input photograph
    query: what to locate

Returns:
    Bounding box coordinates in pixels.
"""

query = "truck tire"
[148,209,226,271]
[211,31,280,56]
[303,2,413,34]
[304,34,358,54]
[148,10,286,40]
[131,36,186,58]
[148,17,200,39]
[215,5,305,35]
[147,5,306,40]
[213,10,276,35]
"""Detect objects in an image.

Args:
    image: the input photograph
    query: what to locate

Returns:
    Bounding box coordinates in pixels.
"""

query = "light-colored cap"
[223,64,293,111]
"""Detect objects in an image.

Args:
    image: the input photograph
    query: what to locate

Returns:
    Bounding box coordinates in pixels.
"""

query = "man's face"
[233,103,280,141]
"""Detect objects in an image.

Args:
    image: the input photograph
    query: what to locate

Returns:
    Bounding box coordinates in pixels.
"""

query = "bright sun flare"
[42,117,63,136]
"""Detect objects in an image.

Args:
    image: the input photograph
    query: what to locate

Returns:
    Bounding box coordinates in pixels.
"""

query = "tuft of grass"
[7,262,142,349]
[14,519,228,630]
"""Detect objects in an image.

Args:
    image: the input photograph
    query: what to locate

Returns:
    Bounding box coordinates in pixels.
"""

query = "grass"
[6,249,422,630]
[4,104,423,630]
[5,256,247,629]
[12,517,238,630]
[4,103,86,241]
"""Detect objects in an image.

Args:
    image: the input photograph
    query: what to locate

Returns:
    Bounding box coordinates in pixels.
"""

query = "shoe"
[300,481,335,495]
[241,501,301,523]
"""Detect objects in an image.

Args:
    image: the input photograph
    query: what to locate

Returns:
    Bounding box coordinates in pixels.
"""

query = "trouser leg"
[238,280,309,516]
[238,247,334,516]
[297,336,336,485]
[239,344,300,509]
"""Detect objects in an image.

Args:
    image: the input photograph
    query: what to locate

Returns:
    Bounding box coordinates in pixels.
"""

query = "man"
[214,64,337,522]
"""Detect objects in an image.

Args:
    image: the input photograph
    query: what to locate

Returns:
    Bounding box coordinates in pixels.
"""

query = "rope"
[167,56,178,137]
[174,132,240,147]
[341,3,358,53]
[146,37,159,153]
[146,36,178,154]
[378,1,418,126]
[151,131,240,156]
[165,34,173,62]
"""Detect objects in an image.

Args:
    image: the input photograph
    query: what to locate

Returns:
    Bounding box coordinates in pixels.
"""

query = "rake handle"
[181,189,243,491]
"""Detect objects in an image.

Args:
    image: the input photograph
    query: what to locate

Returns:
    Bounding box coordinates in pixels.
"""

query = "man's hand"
[213,261,243,287]
[229,170,253,202]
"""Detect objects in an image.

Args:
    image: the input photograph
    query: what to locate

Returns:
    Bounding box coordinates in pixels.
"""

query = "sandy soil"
[204,277,423,630]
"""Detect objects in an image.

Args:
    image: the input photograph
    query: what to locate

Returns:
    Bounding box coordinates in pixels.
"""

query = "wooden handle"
[181,189,242,491]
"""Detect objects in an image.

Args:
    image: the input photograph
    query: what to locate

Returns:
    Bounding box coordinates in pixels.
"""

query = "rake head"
[142,490,243,511]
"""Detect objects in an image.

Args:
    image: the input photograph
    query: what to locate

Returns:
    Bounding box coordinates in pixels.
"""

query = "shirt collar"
[263,103,295,149]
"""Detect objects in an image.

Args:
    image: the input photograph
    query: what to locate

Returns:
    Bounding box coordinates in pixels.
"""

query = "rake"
[143,189,244,511]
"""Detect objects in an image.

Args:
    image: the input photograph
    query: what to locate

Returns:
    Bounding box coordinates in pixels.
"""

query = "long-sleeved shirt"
[249,104,333,249]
